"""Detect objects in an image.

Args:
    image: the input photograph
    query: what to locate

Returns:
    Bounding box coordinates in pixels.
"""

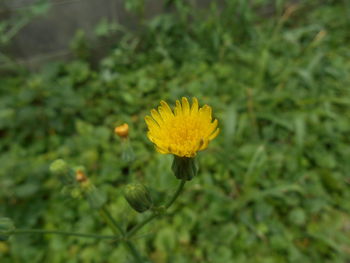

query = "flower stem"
[124,241,144,263]
[99,205,143,263]
[12,229,118,240]
[126,213,158,239]
[99,205,125,235]
[165,179,186,209]
[126,180,186,239]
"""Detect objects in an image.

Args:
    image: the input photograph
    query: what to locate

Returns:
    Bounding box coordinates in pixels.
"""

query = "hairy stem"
[13,229,118,240]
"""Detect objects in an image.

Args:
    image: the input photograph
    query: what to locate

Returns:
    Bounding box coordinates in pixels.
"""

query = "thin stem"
[126,180,186,239]
[99,206,125,235]
[125,241,144,263]
[126,214,158,239]
[165,180,186,209]
[99,206,143,263]
[13,229,117,240]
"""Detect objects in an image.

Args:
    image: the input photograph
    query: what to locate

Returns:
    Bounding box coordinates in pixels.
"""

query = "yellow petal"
[191,97,199,115]
[174,100,182,116]
[160,100,174,116]
[155,146,168,154]
[199,138,209,150]
[145,116,159,130]
[147,132,155,142]
[158,106,171,122]
[196,139,204,151]
[181,97,190,115]
[199,105,212,121]
[151,109,163,125]
[206,119,218,136]
[209,128,220,140]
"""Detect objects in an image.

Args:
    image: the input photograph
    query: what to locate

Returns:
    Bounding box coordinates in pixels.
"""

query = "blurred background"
[0,0,350,262]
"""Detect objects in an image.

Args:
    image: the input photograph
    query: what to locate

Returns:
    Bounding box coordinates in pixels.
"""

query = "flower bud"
[114,123,129,138]
[74,167,106,209]
[75,166,88,183]
[171,156,198,181]
[0,217,15,241]
[49,159,68,176]
[50,159,75,185]
[124,183,153,213]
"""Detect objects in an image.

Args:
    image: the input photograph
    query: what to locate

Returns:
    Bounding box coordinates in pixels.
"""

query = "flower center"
[167,116,201,147]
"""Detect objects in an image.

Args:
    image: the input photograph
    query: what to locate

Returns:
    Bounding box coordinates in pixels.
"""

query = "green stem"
[99,206,125,235]
[126,180,186,239]
[99,206,143,263]
[126,214,158,239]
[165,180,186,209]
[13,229,117,240]
[125,241,144,263]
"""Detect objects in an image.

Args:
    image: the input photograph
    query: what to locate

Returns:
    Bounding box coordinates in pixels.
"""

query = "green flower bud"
[124,183,153,213]
[50,159,74,185]
[49,159,68,175]
[171,156,198,181]
[0,217,15,241]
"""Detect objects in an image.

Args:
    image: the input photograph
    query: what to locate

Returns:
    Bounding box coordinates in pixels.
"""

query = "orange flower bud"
[76,170,87,183]
[114,123,129,138]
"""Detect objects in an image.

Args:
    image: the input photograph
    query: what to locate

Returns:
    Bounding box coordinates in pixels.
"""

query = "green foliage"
[1,0,350,262]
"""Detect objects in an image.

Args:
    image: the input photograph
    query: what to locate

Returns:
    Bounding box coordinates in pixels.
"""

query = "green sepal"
[82,182,107,209]
[124,183,153,213]
[171,156,198,181]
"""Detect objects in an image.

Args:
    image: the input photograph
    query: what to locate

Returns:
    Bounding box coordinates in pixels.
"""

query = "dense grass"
[1,1,350,262]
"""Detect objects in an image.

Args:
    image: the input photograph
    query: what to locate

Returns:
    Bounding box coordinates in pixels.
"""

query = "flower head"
[145,97,219,157]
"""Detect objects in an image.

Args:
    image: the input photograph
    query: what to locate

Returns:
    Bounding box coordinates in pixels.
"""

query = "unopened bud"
[114,123,129,138]
[50,159,68,176]
[0,218,15,241]
[171,156,198,181]
[75,167,106,209]
[75,168,87,183]
[50,159,74,185]
[124,183,153,213]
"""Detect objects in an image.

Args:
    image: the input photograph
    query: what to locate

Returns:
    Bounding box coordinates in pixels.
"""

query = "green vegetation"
[1,1,350,262]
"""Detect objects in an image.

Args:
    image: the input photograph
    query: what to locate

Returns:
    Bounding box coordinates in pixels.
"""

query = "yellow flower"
[145,97,219,157]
